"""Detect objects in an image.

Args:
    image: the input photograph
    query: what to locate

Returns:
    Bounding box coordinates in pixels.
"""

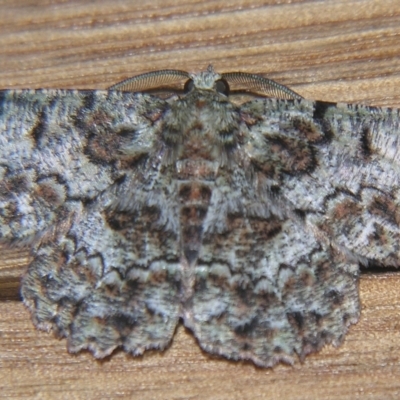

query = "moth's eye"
[215,79,230,96]
[184,79,195,93]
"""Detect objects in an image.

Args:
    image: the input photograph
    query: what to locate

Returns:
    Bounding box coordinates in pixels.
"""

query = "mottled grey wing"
[183,180,359,367]
[0,90,181,357]
[242,98,400,267]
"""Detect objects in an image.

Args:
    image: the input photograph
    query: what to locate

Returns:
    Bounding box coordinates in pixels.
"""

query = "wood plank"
[1,0,400,398]
[0,0,400,106]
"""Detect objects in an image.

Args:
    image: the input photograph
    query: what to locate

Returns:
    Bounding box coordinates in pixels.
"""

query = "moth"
[1,65,399,367]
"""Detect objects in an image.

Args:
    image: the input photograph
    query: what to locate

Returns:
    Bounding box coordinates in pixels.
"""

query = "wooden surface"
[1,0,400,399]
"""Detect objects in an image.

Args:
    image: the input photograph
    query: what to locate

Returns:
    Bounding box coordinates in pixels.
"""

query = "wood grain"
[1,0,400,399]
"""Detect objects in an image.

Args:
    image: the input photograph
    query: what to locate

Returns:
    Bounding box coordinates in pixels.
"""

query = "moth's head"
[185,65,229,96]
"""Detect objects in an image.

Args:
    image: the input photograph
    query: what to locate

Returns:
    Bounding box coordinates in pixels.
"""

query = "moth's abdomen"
[178,181,212,264]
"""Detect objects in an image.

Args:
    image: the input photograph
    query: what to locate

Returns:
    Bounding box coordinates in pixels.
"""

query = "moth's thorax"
[162,90,240,181]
